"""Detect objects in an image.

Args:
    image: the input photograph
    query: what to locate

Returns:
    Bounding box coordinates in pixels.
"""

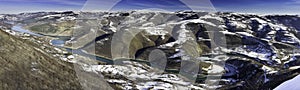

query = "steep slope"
[0,30,82,89]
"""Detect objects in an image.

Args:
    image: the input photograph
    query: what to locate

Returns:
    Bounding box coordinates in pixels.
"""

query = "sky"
[0,0,299,14]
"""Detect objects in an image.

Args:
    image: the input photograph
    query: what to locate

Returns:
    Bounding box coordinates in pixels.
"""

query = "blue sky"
[110,0,192,11]
[211,0,300,14]
[0,0,299,14]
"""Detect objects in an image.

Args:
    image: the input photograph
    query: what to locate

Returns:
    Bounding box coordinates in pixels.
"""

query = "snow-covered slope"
[275,74,300,90]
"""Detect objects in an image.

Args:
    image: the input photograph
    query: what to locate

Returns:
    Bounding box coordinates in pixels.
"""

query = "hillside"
[0,30,83,89]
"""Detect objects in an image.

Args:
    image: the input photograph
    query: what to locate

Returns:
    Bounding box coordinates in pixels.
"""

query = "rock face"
[0,30,82,89]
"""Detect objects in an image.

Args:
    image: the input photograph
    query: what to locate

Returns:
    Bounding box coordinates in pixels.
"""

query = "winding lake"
[10,25,181,73]
[11,25,115,64]
[12,25,42,36]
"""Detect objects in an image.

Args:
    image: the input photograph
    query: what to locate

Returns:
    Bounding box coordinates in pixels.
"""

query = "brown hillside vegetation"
[0,30,82,89]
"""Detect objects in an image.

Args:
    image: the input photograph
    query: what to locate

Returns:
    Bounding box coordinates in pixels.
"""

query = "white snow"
[221,31,236,35]
[289,66,300,70]
[144,28,168,36]
[107,79,127,84]
[82,61,199,89]
[236,32,254,36]
[251,18,268,24]
[0,15,4,19]
[275,74,300,90]
[189,19,217,27]
[229,21,248,28]
[262,65,277,74]
[4,29,17,35]
[109,21,117,32]
[207,65,225,74]
[67,55,75,59]
[269,23,288,30]
[200,15,224,22]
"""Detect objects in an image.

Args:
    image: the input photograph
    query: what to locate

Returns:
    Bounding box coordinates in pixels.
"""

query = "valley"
[1,11,300,89]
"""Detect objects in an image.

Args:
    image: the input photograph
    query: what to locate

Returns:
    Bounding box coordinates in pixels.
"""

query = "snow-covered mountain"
[1,11,300,90]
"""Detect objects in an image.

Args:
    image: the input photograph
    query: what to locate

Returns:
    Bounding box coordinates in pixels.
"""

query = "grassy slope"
[0,30,82,89]
[28,21,74,36]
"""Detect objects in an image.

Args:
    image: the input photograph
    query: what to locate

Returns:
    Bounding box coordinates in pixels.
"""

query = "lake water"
[51,39,65,47]
[65,48,114,64]
[11,25,68,47]
[11,25,115,64]
[10,25,182,75]
[10,25,156,67]
[12,25,42,36]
